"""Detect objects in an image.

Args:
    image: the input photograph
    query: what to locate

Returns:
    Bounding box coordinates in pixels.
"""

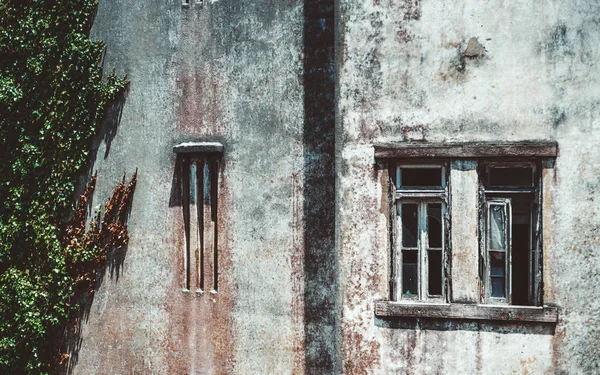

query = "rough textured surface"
[68,0,600,374]
[339,0,600,374]
[375,302,558,323]
[79,0,310,373]
[449,160,478,303]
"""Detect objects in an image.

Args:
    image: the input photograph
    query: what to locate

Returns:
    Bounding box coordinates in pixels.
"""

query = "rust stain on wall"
[177,61,226,137]
[164,161,236,374]
[343,329,381,374]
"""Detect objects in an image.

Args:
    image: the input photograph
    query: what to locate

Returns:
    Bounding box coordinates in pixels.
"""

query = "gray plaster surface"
[67,0,600,374]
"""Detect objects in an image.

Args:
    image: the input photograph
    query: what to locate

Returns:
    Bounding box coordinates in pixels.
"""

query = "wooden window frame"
[392,162,449,303]
[479,160,543,306]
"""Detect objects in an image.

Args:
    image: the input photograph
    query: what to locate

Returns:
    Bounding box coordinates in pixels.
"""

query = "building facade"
[72,0,600,373]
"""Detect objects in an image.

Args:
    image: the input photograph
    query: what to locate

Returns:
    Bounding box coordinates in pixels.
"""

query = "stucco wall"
[78,0,312,373]
[339,0,600,374]
[69,0,600,374]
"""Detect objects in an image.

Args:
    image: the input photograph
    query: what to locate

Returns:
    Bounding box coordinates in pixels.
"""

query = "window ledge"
[173,141,224,154]
[375,301,558,323]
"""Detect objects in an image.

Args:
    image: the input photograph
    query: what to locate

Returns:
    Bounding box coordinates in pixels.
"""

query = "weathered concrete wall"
[70,0,600,373]
[339,0,600,374]
[76,0,321,373]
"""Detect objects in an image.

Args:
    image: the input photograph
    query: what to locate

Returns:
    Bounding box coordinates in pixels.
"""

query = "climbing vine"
[0,0,132,373]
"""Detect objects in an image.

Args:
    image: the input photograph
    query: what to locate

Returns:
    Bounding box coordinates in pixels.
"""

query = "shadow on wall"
[375,317,555,336]
[303,0,339,373]
[56,87,137,375]
[100,84,128,159]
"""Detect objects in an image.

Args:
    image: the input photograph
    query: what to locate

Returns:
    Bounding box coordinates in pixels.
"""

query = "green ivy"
[0,0,128,373]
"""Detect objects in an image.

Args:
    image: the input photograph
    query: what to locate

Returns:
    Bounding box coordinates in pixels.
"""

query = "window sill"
[374,301,558,323]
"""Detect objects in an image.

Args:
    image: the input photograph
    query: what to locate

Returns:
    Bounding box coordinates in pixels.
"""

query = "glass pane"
[490,205,506,250]
[490,252,506,277]
[400,167,442,187]
[488,167,533,187]
[427,203,442,248]
[402,203,418,248]
[402,251,418,296]
[491,277,505,298]
[428,250,442,296]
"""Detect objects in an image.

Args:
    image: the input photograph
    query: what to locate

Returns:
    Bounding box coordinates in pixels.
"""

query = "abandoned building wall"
[68,0,600,374]
[75,0,333,373]
[338,0,600,374]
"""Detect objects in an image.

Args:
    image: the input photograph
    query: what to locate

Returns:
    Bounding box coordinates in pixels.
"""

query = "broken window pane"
[401,203,418,248]
[400,167,442,187]
[488,167,533,188]
[402,250,418,296]
[427,203,442,248]
[490,205,506,250]
[428,250,442,296]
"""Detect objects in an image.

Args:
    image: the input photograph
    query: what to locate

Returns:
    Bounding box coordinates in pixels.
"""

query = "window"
[393,164,448,302]
[374,141,559,323]
[174,142,223,295]
[480,162,541,306]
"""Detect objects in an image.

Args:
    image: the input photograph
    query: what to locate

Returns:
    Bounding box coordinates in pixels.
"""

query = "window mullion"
[419,202,427,300]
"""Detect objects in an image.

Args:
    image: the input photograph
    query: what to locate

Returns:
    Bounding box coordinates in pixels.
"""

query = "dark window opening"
[487,166,534,188]
[427,203,442,248]
[428,250,442,296]
[400,167,443,188]
[402,203,418,248]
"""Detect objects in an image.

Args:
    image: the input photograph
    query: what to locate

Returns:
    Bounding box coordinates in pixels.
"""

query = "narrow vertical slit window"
[174,142,224,295]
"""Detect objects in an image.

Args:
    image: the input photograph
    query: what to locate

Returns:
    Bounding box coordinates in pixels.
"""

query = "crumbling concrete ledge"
[173,141,224,154]
[375,301,558,323]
